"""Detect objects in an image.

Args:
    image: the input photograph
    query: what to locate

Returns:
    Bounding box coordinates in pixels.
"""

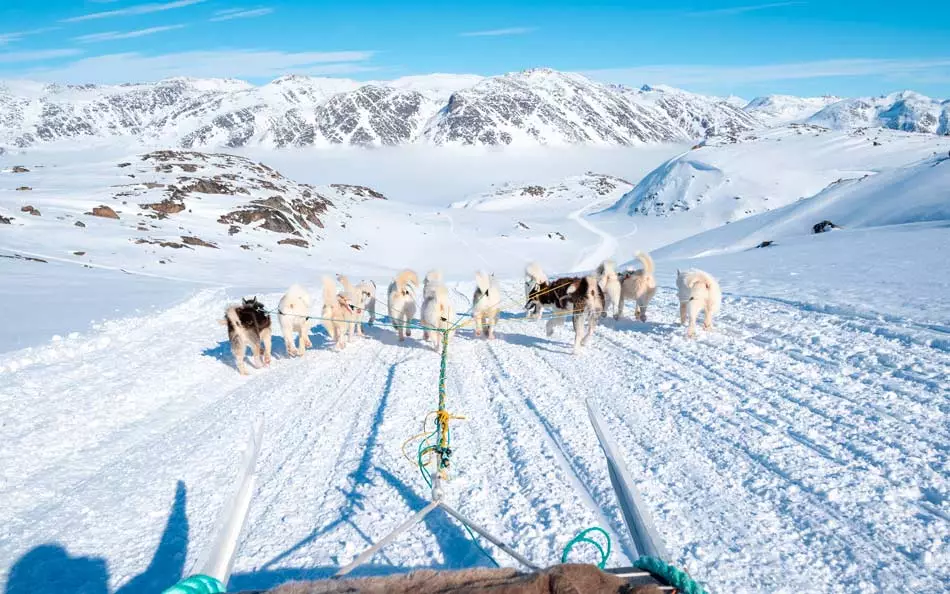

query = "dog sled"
[162,398,707,594]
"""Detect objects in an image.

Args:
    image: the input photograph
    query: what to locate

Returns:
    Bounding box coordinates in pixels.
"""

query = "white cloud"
[74,25,187,43]
[209,8,274,22]
[459,27,535,37]
[62,0,206,23]
[0,27,59,46]
[585,59,950,87]
[0,49,84,64]
[687,2,805,16]
[6,49,377,83]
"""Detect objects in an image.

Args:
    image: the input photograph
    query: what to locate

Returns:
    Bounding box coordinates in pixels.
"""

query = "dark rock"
[75,220,86,228]
[756,240,774,248]
[278,238,309,248]
[88,205,119,219]
[813,220,839,234]
[0,216,12,224]
[521,185,545,197]
[73,251,86,256]
[0,253,46,263]
[20,205,40,216]
[141,198,186,216]
[330,183,386,200]
[16,186,31,191]
[228,225,241,235]
[117,162,131,168]
[181,236,218,249]
[350,244,362,250]
[11,166,29,173]
[240,244,252,250]
[181,178,233,195]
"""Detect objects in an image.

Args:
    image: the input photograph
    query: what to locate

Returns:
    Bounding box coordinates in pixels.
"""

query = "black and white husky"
[222,297,272,375]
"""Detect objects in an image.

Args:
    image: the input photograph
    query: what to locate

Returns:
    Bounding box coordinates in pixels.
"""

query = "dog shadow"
[604,316,680,337]
[499,331,572,354]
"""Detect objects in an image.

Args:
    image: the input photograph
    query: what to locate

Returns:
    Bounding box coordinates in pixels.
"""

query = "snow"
[807,91,950,135]
[2,127,949,594]
[744,94,841,126]
[592,125,950,263]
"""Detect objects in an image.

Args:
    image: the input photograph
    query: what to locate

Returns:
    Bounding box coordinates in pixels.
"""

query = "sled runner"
[165,326,706,593]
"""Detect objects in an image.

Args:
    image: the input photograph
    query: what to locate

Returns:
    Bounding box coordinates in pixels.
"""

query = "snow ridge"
[0,69,757,149]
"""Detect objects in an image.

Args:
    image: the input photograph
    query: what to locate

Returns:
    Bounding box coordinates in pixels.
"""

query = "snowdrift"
[655,155,950,259]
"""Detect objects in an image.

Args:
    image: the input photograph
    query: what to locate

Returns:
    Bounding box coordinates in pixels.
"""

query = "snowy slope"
[807,91,950,135]
[743,94,841,126]
[449,172,633,211]
[592,125,950,260]
[2,138,949,594]
[1,228,947,594]
[655,154,950,259]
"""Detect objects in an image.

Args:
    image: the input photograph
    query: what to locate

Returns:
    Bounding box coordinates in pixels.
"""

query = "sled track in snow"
[1,286,947,593]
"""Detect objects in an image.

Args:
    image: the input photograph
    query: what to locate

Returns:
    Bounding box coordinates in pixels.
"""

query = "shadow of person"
[5,545,109,594]
[115,481,189,594]
[5,481,189,594]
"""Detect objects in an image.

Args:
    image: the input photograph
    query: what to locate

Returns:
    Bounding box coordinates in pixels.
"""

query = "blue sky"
[0,0,948,98]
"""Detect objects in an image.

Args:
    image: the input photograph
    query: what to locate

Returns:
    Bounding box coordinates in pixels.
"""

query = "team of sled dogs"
[222,254,722,375]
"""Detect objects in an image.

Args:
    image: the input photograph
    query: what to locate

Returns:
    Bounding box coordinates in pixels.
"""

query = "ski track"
[1,280,948,593]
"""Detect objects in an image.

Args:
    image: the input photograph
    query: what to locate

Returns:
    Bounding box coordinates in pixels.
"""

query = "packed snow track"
[1,284,947,594]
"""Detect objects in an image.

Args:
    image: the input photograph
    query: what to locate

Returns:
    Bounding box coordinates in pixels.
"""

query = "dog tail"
[394,269,418,293]
[225,305,241,328]
[337,274,356,297]
[525,262,548,285]
[635,251,655,277]
[475,271,492,295]
[322,276,337,306]
[702,271,722,315]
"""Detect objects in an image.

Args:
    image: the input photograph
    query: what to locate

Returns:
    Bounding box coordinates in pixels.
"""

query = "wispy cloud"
[585,58,950,87]
[686,1,805,16]
[7,49,377,83]
[62,0,206,23]
[74,25,187,43]
[0,49,84,64]
[209,8,274,22]
[0,27,60,46]
[459,27,535,37]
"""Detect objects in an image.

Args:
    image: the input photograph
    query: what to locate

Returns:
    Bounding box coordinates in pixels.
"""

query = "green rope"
[161,574,225,594]
[561,527,611,569]
[633,556,709,594]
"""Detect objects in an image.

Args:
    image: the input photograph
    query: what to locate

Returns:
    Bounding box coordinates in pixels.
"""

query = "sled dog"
[597,260,621,319]
[524,262,579,320]
[676,268,722,338]
[278,284,312,357]
[321,276,353,350]
[617,252,657,322]
[388,270,418,341]
[421,282,455,352]
[472,271,502,339]
[222,297,272,375]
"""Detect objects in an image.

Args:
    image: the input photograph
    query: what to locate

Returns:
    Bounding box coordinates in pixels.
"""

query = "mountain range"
[0,68,946,150]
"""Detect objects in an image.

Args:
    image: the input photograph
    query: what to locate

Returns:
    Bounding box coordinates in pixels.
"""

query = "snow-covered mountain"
[0,69,757,149]
[655,152,950,259]
[743,94,842,125]
[806,90,950,135]
[593,124,950,258]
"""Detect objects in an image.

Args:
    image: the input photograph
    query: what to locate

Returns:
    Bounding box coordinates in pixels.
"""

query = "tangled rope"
[561,527,611,569]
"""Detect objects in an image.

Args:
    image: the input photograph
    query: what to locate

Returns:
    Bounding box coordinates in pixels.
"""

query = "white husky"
[597,260,621,319]
[337,275,375,338]
[321,276,353,350]
[421,283,455,352]
[617,252,657,322]
[278,284,312,357]
[472,271,502,339]
[387,270,418,342]
[676,268,722,338]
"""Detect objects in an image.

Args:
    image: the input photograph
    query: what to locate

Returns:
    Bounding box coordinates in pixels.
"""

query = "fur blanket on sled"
[266,564,661,594]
